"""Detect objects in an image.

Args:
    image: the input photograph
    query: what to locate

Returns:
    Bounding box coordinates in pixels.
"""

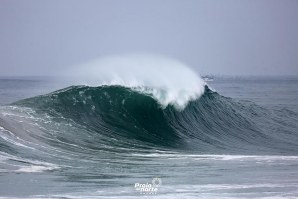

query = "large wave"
[8,84,298,155]
[1,56,298,199]
[1,55,298,176]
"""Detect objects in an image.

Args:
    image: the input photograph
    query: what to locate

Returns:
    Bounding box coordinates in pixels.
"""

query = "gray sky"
[0,0,297,76]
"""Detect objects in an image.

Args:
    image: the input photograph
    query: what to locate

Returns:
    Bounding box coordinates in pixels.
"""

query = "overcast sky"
[0,0,297,76]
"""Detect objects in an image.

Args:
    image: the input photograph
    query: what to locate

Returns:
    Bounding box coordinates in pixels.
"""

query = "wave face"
[1,76,298,198]
[6,85,297,155]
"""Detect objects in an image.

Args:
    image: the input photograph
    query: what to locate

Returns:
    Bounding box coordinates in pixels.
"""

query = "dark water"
[0,76,298,198]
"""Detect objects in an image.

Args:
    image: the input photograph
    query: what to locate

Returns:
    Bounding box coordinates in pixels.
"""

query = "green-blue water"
[0,76,298,198]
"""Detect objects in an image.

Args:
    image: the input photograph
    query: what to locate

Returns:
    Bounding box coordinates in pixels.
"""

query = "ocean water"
[0,76,298,198]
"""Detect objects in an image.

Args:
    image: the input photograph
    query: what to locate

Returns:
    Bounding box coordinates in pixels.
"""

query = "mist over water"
[64,54,206,109]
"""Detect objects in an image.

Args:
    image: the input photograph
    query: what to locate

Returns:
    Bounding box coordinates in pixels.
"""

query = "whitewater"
[0,56,298,198]
[63,54,206,109]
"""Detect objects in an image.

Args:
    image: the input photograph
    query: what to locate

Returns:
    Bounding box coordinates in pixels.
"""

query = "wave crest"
[63,54,206,109]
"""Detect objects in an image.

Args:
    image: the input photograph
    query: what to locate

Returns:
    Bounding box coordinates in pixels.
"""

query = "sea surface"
[0,76,298,198]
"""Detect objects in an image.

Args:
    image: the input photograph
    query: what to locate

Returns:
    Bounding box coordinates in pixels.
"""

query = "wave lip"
[63,54,206,110]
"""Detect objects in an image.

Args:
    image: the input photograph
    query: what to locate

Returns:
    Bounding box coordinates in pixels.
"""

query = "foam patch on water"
[16,165,58,173]
[65,54,206,110]
[131,153,298,161]
[0,152,59,173]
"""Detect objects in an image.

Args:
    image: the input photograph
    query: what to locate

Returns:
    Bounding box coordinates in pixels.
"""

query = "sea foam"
[66,54,206,110]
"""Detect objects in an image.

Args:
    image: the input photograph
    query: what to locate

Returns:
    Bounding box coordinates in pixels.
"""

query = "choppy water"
[0,76,298,198]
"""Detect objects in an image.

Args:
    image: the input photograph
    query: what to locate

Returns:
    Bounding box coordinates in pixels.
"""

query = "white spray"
[66,54,206,110]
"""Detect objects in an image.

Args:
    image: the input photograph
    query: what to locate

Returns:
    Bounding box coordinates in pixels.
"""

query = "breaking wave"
[3,84,297,155]
[0,55,298,177]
